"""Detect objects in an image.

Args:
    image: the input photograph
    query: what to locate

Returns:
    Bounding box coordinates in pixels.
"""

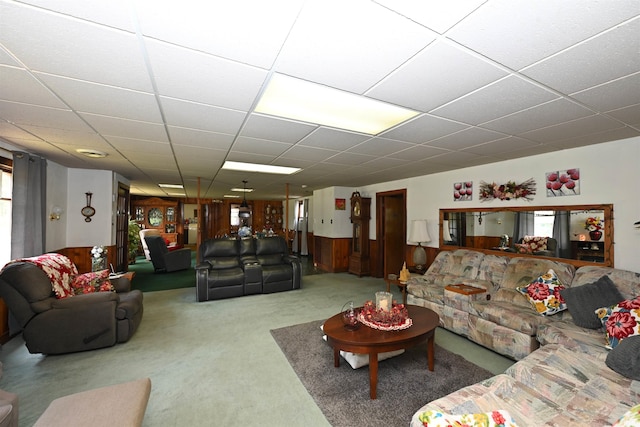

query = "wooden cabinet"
[572,241,605,263]
[132,197,182,244]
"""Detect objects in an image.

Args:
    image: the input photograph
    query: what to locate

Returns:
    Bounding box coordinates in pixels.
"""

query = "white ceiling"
[0,0,639,200]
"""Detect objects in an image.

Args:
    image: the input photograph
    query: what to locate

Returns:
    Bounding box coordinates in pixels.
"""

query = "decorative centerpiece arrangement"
[585,216,603,241]
[357,295,412,331]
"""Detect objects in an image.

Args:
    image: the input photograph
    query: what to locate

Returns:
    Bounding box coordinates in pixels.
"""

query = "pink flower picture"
[546,168,580,197]
[453,181,472,201]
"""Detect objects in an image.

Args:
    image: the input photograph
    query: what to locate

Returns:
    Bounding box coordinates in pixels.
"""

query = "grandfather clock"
[349,191,371,277]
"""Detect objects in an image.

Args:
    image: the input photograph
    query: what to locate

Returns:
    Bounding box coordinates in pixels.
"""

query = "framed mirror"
[440,204,613,267]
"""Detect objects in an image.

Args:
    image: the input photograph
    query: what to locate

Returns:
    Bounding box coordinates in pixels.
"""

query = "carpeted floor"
[271,319,494,427]
[127,253,196,292]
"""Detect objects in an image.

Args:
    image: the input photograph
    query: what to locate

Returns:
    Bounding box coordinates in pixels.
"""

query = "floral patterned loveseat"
[408,254,640,426]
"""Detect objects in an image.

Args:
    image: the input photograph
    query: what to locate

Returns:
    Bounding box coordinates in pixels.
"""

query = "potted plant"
[128,218,142,264]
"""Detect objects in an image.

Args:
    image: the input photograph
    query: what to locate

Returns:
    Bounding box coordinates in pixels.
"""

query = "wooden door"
[375,190,406,279]
[116,183,129,272]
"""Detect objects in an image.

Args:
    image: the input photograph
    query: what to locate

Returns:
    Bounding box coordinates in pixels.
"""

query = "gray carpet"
[271,319,494,427]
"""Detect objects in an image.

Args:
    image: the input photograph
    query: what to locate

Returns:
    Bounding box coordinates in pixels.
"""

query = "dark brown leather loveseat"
[195,236,301,302]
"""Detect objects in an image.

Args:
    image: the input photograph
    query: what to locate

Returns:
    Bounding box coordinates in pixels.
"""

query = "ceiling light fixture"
[222,161,300,175]
[230,186,254,192]
[240,180,249,209]
[159,184,184,189]
[255,73,419,135]
[76,149,107,158]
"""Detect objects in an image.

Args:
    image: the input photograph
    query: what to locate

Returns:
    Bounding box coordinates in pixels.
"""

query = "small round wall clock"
[81,192,95,222]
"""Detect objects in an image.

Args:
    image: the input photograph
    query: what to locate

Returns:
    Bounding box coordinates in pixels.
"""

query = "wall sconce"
[409,219,431,271]
[49,206,63,221]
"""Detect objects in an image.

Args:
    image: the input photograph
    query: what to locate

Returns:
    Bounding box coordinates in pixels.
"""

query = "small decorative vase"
[341,301,360,331]
[92,257,106,272]
[589,230,602,241]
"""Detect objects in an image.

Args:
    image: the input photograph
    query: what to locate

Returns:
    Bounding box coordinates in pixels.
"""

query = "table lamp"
[409,220,430,271]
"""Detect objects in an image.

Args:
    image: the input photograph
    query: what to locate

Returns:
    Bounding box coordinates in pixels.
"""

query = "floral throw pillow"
[596,296,640,349]
[516,269,567,316]
[522,236,548,251]
[418,409,519,427]
[514,243,532,254]
[70,269,115,295]
[613,403,640,426]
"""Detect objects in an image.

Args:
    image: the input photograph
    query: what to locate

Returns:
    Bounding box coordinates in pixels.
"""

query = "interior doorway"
[375,189,406,279]
[115,183,130,272]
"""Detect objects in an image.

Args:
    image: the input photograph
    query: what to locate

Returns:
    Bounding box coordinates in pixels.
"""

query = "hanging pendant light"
[240,180,249,208]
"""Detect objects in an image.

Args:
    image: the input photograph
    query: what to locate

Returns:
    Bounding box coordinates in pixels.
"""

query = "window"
[230,204,240,226]
[534,211,554,237]
[0,158,12,267]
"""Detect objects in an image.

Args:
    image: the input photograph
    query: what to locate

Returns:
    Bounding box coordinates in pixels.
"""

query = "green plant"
[128,218,142,263]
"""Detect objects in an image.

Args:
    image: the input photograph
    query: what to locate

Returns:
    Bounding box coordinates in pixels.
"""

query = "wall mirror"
[440,204,613,267]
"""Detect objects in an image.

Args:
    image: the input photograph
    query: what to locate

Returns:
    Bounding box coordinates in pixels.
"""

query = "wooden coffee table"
[323,305,439,399]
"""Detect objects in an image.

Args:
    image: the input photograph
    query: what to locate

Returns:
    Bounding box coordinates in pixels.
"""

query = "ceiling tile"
[447,0,640,70]
[606,104,640,127]
[522,18,640,94]
[461,137,541,156]
[431,75,558,124]
[521,114,627,143]
[571,72,640,112]
[1,2,153,91]
[481,98,595,135]
[79,113,168,141]
[323,151,377,166]
[367,40,507,111]
[134,0,304,69]
[17,0,136,31]
[0,101,91,131]
[36,73,162,122]
[298,128,369,150]
[427,127,508,150]
[381,114,469,143]
[279,145,339,162]
[167,127,235,150]
[276,0,437,93]
[107,137,171,154]
[145,40,268,111]
[0,66,67,108]
[386,144,449,161]
[231,136,292,157]
[159,97,246,134]
[347,138,415,156]
[239,114,316,143]
[375,0,488,34]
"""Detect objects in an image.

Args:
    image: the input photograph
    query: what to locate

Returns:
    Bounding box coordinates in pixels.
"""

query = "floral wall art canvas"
[546,168,580,196]
[453,181,473,201]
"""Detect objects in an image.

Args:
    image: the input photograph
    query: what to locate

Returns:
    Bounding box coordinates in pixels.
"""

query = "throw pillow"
[595,296,640,349]
[514,243,532,254]
[523,236,548,251]
[560,275,624,329]
[606,335,640,380]
[516,269,567,316]
[70,269,115,295]
[418,409,519,427]
[613,403,640,427]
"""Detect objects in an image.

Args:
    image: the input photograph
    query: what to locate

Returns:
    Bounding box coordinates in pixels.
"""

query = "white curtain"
[11,152,46,259]
[292,202,300,253]
[300,199,309,256]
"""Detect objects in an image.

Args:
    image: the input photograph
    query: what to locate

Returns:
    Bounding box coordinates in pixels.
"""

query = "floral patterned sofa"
[407,249,576,360]
[408,250,640,426]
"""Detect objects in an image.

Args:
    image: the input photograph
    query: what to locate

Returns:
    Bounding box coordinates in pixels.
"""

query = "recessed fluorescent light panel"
[76,149,107,158]
[230,187,254,192]
[222,161,300,175]
[255,73,419,135]
[158,184,184,189]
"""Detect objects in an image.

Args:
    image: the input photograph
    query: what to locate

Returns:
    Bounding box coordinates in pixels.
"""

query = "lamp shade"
[409,220,431,244]
[442,220,453,242]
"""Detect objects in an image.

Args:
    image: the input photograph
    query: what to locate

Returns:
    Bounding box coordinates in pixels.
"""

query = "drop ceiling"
[0,0,638,200]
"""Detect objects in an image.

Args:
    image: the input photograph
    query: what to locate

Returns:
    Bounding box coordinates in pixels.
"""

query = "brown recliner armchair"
[0,254,143,355]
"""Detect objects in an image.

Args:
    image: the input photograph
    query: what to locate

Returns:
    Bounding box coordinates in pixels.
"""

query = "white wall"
[356,137,640,273]
[65,169,115,248]
[45,161,68,252]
